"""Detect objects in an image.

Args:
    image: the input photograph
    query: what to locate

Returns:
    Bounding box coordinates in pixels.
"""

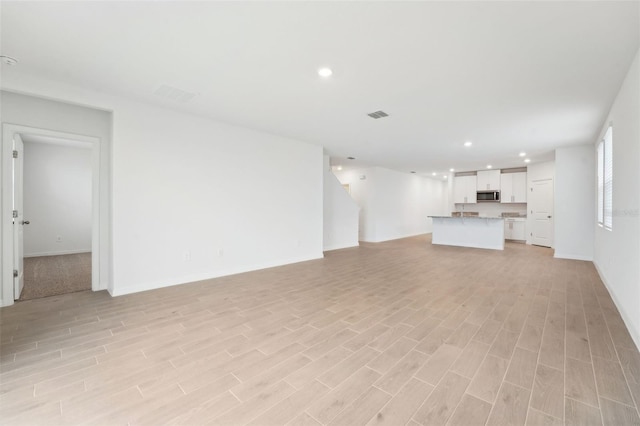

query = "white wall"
[335,167,448,242]
[527,161,555,182]
[23,141,92,256]
[594,49,640,349]
[333,168,375,241]
[110,100,323,296]
[554,145,595,261]
[323,156,359,251]
[1,74,324,298]
[373,168,448,242]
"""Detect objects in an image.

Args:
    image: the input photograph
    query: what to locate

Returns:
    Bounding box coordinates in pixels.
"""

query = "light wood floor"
[1,235,639,425]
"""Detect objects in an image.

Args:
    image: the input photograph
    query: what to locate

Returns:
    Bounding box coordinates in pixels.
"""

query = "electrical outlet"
[56,236,62,243]
[217,248,224,257]
[183,251,191,262]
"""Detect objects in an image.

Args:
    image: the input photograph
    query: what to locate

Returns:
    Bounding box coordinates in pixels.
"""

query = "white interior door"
[13,134,25,299]
[530,178,553,247]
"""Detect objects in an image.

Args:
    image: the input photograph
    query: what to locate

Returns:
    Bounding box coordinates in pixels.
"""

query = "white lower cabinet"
[504,218,526,241]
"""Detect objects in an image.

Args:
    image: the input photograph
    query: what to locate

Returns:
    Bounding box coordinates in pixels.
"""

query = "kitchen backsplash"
[454,202,526,217]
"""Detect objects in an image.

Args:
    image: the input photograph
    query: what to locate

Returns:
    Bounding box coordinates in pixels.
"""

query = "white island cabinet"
[504,218,526,241]
[430,216,505,250]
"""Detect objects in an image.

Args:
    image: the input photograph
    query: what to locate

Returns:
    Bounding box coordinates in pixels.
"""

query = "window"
[597,126,613,230]
[604,127,613,229]
[597,141,603,225]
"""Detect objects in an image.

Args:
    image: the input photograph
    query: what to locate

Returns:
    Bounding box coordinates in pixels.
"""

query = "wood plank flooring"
[1,235,640,425]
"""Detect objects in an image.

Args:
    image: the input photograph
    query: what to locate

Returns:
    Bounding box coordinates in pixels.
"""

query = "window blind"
[597,141,604,225]
[604,126,613,230]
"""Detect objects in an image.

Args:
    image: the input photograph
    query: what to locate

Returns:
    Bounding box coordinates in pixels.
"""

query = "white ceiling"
[1,1,638,175]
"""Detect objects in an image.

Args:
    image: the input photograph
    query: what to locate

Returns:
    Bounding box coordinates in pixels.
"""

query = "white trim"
[25,250,91,258]
[1,127,13,305]
[110,253,324,297]
[361,231,432,244]
[597,141,604,226]
[603,126,613,230]
[1,124,102,307]
[323,242,360,252]
[553,252,593,261]
[594,260,640,352]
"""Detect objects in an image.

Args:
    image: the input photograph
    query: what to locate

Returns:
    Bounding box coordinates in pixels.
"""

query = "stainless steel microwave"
[477,191,500,202]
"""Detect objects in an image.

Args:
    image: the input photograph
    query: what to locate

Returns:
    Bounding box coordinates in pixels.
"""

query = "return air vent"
[367,110,389,119]
[153,84,197,103]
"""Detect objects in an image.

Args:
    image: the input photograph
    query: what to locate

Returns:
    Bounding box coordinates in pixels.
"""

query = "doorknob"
[547,216,552,219]
[21,220,30,225]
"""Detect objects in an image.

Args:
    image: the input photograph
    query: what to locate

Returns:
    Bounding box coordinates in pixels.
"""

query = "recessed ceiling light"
[487,165,492,169]
[336,165,343,171]
[347,156,356,160]
[432,172,437,176]
[524,158,531,163]
[443,175,448,179]
[318,67,333,77]
[449,168,455,172]
[519,152,526,157]
[1,55,18,66]
[464,141,472,147]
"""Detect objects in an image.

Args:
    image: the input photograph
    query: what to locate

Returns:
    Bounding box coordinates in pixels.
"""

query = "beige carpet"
[20,253,91,300]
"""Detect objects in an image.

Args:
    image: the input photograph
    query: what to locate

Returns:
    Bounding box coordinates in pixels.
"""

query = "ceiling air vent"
[153,84,197,103]
[367,110,389,119]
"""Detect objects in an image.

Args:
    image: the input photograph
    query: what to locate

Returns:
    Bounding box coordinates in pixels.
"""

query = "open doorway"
[19,134,93,300]
[2,124,101,303]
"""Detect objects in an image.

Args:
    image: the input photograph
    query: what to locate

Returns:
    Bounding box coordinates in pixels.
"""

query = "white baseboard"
[323,242,359,252]
[553,252,593,261]
[362,231,431,244]
[25,249,91,258]
[593,260,640,352]
[109,252,324,297]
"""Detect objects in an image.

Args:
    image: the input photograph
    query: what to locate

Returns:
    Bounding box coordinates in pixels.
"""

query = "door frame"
[2,124,101,305]
[13,133,24,300]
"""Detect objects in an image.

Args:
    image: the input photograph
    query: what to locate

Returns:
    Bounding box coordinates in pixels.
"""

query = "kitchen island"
[429,216,505,250]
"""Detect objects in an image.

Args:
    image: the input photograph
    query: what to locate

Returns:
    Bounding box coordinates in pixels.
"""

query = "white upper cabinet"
[453,175,477,204]
[476,170,501,191]
[501,172,527,203]
[501,173,513,202]
[512,172,527,202]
